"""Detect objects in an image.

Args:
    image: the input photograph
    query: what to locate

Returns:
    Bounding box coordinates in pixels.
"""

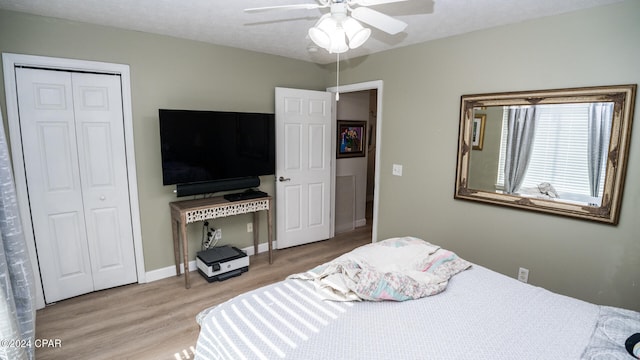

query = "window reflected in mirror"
[468,102,613,207]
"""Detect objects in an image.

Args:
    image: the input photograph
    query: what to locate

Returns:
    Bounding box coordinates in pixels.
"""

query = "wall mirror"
[455,84,636,224]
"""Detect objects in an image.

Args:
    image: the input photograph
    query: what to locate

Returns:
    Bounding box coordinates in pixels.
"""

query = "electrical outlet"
[518,267,529,283]
[247,222,253,233]
[214,229,222,240]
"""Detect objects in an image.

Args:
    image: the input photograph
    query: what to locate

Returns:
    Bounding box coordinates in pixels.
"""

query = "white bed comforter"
[195,264,608,360]
[287,237,472,301]
[194,237,640,359]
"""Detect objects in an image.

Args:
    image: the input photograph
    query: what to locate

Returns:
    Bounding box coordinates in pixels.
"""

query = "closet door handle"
[278,176,291,182]
[100,195,106,201]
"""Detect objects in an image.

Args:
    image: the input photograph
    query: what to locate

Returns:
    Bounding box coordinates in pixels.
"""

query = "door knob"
[278,176,291,182]
[100,195,106,201]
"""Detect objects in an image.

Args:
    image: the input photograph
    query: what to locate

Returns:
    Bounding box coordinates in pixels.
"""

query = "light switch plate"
[392,164,403,176]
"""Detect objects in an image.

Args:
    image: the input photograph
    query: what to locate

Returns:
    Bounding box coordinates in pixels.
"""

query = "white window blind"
[496,103,608,199]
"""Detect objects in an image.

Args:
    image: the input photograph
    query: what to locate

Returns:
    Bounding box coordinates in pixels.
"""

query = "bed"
[194,237,640,360]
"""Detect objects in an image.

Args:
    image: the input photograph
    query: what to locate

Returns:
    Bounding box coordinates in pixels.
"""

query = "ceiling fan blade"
[244,4,324,12]
[350,0,409,6]
[351,7,408,35]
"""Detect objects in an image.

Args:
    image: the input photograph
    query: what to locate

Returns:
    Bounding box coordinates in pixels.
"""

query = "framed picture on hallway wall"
[337,120,366,158]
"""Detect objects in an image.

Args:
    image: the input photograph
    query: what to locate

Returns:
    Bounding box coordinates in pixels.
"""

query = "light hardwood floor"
[35,225,371,360]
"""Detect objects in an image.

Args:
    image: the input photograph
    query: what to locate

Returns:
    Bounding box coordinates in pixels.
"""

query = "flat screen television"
[159,109,275,192]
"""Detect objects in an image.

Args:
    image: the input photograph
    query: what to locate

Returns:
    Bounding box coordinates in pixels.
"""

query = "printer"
[196,245,249,282]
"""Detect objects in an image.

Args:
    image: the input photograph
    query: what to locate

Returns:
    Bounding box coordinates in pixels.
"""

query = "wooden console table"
[169,195,273,289]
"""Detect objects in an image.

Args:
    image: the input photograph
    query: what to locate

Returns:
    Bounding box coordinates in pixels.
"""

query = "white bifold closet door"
[16,68,137,303]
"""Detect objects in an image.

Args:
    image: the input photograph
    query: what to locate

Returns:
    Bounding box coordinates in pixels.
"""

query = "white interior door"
[16,68,137,303]
[275,87,333,249]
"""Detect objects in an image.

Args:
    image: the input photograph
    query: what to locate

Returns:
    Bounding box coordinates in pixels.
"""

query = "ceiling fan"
[245,0,410,54]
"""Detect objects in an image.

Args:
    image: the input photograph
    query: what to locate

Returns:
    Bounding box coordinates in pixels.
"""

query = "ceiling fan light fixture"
[246,0,410,56]
[309,16,349,54]
[328,27,348,53]
[343,17,371,49]
[308,26,331,50]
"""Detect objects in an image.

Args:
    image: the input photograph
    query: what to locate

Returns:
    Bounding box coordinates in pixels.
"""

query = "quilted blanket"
[288,236,471,301]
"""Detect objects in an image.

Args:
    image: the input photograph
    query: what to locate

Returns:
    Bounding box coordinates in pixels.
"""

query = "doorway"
[334,90,377,234]
[273,85,378,249]
[328,80,382,242]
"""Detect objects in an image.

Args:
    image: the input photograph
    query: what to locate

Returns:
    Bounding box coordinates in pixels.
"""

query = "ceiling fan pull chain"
[336,52,340,101]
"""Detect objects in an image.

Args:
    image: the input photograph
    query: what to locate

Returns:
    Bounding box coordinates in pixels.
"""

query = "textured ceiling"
[0,0,624,64]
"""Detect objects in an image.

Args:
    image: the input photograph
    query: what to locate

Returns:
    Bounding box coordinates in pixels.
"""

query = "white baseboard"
[144,241,276,283]
[355,218,367,228]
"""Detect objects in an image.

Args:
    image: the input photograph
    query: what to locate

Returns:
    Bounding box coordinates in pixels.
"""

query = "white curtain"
[0,111,36,360]
[588,102,613,198]
[504,106,537,194]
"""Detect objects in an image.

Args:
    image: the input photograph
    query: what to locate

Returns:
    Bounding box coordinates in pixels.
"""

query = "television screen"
[159,109,275,186]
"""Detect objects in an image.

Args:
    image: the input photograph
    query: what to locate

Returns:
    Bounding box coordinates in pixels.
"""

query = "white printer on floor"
[196,245,249,282]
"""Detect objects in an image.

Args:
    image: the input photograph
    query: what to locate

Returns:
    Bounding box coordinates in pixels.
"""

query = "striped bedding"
[194,263,639,359]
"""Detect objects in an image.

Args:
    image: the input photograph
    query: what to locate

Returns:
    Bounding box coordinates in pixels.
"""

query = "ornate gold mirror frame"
[455,84,636,224]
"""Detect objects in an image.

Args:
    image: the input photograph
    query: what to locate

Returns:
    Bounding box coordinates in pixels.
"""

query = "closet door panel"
[16,68,94,302]
[16,68,137,303]
[72,73,137,290]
